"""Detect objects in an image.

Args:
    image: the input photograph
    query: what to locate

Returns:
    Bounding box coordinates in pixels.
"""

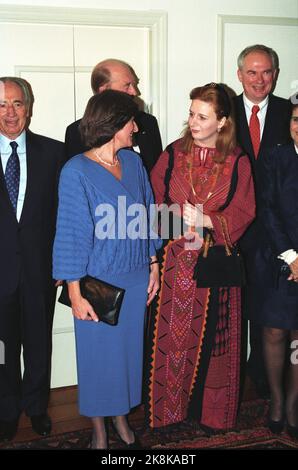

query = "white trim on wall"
[217,14,298,82]
[0,4,168,142]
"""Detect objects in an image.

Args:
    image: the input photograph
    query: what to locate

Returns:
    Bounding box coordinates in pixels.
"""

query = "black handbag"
[193,152,246,288]
[193,235,246,288]
[58,275,125,326]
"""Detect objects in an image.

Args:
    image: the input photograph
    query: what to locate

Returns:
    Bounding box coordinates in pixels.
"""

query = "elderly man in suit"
[0,77,64,441]
[233,45,291,397]
[65,58,163,172]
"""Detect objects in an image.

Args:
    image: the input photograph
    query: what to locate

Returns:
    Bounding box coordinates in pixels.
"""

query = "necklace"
[94,150,119,167]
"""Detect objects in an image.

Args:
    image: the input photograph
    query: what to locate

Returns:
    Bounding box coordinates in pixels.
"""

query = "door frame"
[0,4,168,143]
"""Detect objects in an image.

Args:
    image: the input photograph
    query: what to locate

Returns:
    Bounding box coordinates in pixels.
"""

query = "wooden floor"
[10,376,257,444]
[14,386,90,443]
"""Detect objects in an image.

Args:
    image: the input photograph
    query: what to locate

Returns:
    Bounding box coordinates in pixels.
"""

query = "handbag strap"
[218,151,246,211]
[163,143,175,204]
[204,151,246,257]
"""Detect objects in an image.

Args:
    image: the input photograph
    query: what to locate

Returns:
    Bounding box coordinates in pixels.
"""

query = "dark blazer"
[234,93,291,254]
[65,111,163,173]
[255,143,298,286]
[0,130,64,297]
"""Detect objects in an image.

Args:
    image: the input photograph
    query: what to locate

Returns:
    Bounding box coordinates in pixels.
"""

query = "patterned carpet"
[1,400,298,450]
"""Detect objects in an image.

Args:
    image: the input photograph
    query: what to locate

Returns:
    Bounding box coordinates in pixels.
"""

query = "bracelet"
[150,260,159,266]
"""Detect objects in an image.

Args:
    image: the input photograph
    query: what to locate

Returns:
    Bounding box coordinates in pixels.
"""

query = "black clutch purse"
[193,244,246,288]
[58,275,125,326]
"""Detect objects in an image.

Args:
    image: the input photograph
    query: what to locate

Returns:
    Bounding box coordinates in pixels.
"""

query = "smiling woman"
[53,89,162,449]
[248,102,298,438]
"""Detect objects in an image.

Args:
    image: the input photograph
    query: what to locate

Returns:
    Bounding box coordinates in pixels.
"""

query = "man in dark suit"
[65,59,163,172]
[0,77,64,441]
[233,45,291,397]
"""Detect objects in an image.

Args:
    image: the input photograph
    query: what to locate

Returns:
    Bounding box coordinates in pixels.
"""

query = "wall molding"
[217,14,298,81]
[0,4,168,141]
[52,326,74,335]
[14,65,92,75]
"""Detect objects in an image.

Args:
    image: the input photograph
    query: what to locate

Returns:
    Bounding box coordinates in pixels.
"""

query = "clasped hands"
[183,201,213,230]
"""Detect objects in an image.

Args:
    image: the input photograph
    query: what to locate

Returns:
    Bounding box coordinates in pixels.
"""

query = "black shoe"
[287,423,298,439]
[267,416,285,435]
[30,413,52,436]
[124,434,142,450]
[111,421,142,449]
[0,419,19,442]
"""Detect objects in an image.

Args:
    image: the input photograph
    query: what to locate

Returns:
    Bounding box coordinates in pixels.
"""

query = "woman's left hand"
[147,264,160,306]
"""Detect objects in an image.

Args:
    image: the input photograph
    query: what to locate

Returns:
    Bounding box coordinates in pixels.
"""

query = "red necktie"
[249,105,260,158]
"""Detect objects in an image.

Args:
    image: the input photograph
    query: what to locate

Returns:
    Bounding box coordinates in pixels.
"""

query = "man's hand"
[288,256,298,282]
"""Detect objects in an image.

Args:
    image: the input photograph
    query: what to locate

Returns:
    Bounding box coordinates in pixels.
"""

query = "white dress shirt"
[0,131,27,221]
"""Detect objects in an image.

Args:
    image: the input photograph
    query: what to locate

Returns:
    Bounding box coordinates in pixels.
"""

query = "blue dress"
[53,150,161,416]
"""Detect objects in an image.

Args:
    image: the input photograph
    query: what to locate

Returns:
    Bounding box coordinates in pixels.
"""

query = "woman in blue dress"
[53,90,161,449]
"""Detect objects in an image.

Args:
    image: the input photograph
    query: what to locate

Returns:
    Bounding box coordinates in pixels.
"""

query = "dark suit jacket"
[249,143,298,291]
[234,93,291,255]
[0,130,64,297]
[65,111,163,173]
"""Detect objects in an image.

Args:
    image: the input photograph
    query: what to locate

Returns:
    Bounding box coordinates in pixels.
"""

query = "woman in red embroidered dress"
[145,83,255,431]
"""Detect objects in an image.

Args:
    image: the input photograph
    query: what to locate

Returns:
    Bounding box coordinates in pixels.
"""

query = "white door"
[0,7,166,387]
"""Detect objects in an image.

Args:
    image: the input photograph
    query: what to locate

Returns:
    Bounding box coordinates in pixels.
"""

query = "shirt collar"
[295,144,298,154]
[0,130,26,153]
[243,94,269,112]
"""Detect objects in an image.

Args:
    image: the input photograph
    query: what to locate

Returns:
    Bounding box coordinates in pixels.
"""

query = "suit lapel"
[259,95,275,159]
[19,131,42,226]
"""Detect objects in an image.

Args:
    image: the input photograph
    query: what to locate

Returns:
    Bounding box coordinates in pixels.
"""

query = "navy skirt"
[247,275,298,330]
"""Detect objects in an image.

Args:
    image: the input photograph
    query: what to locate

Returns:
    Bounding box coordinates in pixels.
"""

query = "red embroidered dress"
[145,139,255,430]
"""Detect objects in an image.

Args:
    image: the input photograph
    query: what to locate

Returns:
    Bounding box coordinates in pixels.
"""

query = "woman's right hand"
[67,280,99,322]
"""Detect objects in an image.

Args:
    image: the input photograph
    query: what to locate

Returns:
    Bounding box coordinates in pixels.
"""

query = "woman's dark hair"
[79,89,138,148]
[181,83,236,162]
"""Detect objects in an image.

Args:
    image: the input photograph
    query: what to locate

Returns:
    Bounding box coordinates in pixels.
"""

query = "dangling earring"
[217,127,222,133]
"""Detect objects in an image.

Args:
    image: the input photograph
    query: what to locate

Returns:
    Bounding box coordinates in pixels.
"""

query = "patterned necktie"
[249,105,260,158]
[4,141,20,213]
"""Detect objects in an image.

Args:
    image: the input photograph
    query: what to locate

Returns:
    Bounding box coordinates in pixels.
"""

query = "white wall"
[1,0,297,144]
[1,0,297,386]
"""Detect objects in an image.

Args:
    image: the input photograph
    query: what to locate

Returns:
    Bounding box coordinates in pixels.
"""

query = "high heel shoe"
[111,420,142,449]
[286,423,298,439]
[267,417,285,434]
[267,408,285,435]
